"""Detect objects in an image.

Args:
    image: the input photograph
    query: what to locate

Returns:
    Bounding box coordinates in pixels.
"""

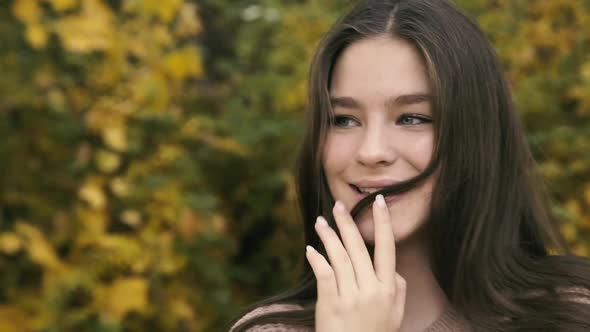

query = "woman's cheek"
[324,133,360,170]
[411,132,434,166]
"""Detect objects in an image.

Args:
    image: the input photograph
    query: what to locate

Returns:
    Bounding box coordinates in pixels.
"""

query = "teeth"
[358,187,383,194]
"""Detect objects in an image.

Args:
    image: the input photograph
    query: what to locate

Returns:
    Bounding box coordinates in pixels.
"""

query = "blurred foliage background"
[0,0,589,331]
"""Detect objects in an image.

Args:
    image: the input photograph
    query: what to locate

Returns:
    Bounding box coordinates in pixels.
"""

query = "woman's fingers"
[306,245,339,301]
[372,194,396,286]
[309,198,395,301]
[332,201,376,289]
[308,198,404,332]
[314,216,359,297]
[393,273,407,318]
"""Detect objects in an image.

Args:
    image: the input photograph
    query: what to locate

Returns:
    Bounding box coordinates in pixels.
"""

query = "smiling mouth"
[349,184,402,205]
[351,184,366,194]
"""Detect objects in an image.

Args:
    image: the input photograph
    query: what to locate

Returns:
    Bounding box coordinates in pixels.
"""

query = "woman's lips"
[349,184,403,206]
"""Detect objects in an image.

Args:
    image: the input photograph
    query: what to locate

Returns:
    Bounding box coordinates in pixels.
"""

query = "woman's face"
[323,36,435,245]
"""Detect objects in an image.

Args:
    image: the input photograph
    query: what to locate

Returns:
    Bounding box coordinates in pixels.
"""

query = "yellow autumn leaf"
[25,23,48,49]
[121,19,152,59]
[95,235,142,259]
[156,233,186,274]
[0,232,22,255]
[579,216,590,231]
[0,306,30,332]
[132,71,172,112]
[49,0,78,12]
[95,149,121,173]
[157,144,183,163]
[573,243,589,257]
[565,199,582,219]
[560,222,578,242]
[102,126,128,152]
[163,46,203,82]
[581,60,590,81]
[123,0,183,23]
[15,222,62,270]
[584,184,590,205]
[110,177,131,197]
[76,207,107,239]
[120,209,142,227]
[203,135,249,156]
[175,3,202,37]
[170,298,194,320]
[539,161,562,178]
[54,0,114,53]
[276,80,306,112]
[130,260,150,276]
[85,101,119,129]
[78,178,106,209]
[96,277,148,320]
[152,24,174,47]
[11,0,41,24]
[47,88,66,111]
[179,116,205,138]
[130,71,170,111]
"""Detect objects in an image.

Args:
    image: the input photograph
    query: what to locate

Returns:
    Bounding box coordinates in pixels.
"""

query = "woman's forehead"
[329,36,431,103]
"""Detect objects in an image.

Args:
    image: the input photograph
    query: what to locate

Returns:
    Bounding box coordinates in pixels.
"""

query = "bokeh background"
[0,0,589,331]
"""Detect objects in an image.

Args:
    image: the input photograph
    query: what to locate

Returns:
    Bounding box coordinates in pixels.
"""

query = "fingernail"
[334,201,346,213]
[376,194,386,208]
[306,245,315,253]
[316,216,328,227]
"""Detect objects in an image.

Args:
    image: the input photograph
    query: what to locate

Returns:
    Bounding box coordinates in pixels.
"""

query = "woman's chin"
[355,216,379,244]
[355,213,422,247]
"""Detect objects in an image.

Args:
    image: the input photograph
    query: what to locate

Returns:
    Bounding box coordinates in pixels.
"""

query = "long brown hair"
[228,0,590,330]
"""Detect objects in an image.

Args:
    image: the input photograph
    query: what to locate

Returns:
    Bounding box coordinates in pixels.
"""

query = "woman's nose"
[356,124,396,167]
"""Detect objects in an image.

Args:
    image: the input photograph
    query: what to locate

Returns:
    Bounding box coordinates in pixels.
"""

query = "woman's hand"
[305,194,406,332]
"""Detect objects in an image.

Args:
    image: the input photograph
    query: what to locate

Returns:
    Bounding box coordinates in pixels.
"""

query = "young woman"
[228,0,590,331]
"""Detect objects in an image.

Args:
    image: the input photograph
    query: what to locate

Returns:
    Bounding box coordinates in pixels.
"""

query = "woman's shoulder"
[230,303,310,332]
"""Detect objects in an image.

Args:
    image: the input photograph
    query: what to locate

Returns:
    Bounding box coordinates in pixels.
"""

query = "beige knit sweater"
[230,303,472,332]
[230,286,590,331]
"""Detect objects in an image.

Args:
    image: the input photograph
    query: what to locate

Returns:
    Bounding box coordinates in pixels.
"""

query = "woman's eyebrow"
[388,93,431,107]
[330,93,431,110]
[329,96,361,109]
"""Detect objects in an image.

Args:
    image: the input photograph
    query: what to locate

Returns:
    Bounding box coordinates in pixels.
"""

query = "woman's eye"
[397,114,432,125]
[332,115,359,128]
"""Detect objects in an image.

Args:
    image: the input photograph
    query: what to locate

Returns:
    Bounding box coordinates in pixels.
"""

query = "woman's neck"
[395,230,450,332]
